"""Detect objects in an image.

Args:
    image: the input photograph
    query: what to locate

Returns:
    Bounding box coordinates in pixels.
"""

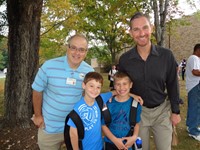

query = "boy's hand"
[113,138,128,150]
[122,135,137,149]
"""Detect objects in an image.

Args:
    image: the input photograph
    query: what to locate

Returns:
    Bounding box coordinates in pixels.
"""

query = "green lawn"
[0,75,200,149]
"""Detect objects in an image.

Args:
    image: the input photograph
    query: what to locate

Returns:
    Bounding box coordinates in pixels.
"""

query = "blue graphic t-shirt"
[102,97,142,150]
[67,92,112,150]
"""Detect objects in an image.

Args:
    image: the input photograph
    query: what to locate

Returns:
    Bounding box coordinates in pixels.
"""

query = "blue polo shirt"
[32,56,94,133]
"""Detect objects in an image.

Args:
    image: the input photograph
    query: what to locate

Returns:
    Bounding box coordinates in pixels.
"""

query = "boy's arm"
[102,125,126,149]
[132,123,139,139]
[129,93,143,105]
[69,127,79,150]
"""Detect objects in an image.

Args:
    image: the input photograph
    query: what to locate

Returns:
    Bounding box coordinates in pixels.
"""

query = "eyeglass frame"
[68,44,88,53]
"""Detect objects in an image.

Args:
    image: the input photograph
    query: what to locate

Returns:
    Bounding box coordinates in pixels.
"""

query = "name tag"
[66,78,76,85]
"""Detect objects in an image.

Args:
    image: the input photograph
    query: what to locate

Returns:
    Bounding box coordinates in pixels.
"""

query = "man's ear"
[150,25,154,34]
[129,29,133,38]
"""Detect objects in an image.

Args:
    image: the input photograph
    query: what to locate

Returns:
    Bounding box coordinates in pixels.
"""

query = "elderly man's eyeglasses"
[68,45,87,53]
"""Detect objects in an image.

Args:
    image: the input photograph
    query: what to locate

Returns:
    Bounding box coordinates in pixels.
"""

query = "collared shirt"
[32,56,94,133]
[119,45,180,114]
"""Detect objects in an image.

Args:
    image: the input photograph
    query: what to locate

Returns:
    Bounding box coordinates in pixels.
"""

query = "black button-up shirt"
[119,44,180,114]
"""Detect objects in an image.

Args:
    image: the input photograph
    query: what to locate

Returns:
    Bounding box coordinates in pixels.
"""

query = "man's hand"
[129,93,144,105]
[171,113,181,126]
[31,114,45,129]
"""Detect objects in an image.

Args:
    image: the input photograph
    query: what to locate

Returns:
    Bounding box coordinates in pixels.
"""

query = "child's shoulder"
[73,97,85,108]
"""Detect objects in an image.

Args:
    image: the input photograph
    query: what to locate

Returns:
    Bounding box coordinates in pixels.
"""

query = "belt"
[144,103,162,109]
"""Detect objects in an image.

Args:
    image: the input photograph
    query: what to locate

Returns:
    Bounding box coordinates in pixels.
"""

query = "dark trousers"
[182,70,185,80]
[105,142,118,150]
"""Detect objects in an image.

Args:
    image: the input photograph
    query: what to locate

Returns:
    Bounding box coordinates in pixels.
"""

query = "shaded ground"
[0,123,39,150]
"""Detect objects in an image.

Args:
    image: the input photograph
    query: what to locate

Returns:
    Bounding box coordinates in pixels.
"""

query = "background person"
[179,58,187,80]
[31,34,94,150]
[118,12,181,150]
[185,43,200,141]
[108,65,118,90]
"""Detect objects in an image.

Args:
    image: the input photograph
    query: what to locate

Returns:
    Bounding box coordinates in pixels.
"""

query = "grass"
[0,74,200,149]
[0,78,5,117]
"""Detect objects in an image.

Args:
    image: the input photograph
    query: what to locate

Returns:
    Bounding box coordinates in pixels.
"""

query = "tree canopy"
[39,0,194,64]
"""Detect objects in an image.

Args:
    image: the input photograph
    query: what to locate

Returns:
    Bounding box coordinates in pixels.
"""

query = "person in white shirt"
[185,43,200,141]
[108,65,117,90]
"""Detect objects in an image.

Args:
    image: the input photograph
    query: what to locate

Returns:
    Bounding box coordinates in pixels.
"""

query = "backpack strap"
[64,95,112,150]
[64,110,84,150]
[96,95,111,126]
[96,95,103,110]
[127,98,138,136]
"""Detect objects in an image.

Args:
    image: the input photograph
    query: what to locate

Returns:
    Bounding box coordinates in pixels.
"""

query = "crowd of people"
[31,12,200,150]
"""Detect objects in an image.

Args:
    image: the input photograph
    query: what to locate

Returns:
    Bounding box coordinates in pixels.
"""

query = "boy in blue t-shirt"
[66,72,115,150]
[102,71,142,150]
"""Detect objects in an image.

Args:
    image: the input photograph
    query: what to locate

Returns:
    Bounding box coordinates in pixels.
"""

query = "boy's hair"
[83,72,103,85]
[130,12,150,29]
[113,71,132,83]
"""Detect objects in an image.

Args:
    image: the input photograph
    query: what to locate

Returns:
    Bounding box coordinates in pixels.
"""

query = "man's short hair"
[130,12,150,29]
[67,34,88,45]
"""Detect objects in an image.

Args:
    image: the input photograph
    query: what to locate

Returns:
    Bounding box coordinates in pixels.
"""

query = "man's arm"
[129,93,143,105]
[192,69,200,76]
[32,90,44,128]
[166,52,181,125]
[69,127,79,150]
[166,52,180,112]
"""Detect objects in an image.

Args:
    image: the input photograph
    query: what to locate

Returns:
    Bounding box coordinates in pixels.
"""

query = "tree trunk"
[152,0,169,46]
[5,0,43,128]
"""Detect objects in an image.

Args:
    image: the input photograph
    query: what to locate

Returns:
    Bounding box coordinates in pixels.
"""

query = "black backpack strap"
[127,98,138,137]
[96,95,103,110]
[64,110,84,150]
[96,95,111,126]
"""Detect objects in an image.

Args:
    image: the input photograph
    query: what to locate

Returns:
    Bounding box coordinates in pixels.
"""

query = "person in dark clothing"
[179,58,187,80]
[118,12,181,150]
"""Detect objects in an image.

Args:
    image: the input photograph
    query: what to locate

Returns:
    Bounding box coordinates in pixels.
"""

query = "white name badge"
[66,78,76,85]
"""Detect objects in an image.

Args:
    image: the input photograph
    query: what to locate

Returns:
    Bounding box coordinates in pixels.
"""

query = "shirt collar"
[129,44,159,59]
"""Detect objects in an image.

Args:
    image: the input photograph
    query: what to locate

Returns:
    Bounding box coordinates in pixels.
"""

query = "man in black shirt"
[119,12,181,150]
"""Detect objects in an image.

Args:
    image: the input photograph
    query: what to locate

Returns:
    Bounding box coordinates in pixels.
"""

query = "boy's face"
[82,79,102,99]
[114,77,132,97]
